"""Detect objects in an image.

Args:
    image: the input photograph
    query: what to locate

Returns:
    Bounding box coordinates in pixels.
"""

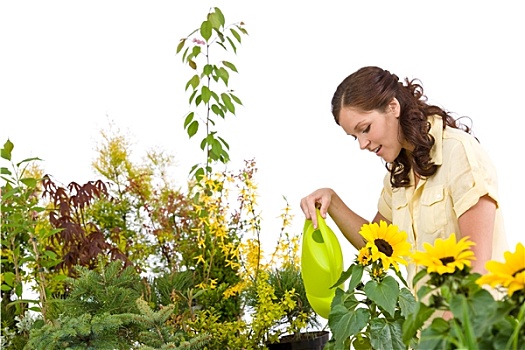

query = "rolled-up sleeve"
[446,136,499,218]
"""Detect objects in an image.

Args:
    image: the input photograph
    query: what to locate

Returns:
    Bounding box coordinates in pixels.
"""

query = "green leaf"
[200,20,212,41]
[329,305,370,350]
[211,104,224,118]
[2,271,15,286]
[237,25,248,35]
[459,297,478,350]
[214,7,225,26]
[189,90,197,104]
[342,292,360,311]
[51,274,68,282]
[185,74,200,91]
[200,137,207,151]
[195,94,202,106]
[348,264,364,291]
[401,302,433,345]
[222,60,238,73]
[210,90,220,104]
[364,275,399,317]
[203,64,214,76]
[184,112,195,129]
[188,59,197,70]
[230,27,241,43]
[201,86,212,103]
[226,36,237,54]
[210,139,223,159]
[416,284,433,300]
[217,67,229,86]
[393,266,409,288]
[330,265,352,289]
[1,139,14,160]
[370,318,405,350]
[411,268,427,288]
[191,45,201,58]
[176,38,186,54]
[215,29,225,46]
[208,9,224,29]
[398,287,417,317]
[182,46,189,62]
[419,318,450,349]
[230,92,242,105]
[217,136,229,150]
[221,93,235,113]
[20,177,37,188]
[187,120,199,138]
[1,167,11,175]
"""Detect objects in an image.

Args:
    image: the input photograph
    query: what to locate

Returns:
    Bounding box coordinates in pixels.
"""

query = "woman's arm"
[458,195,496,274]
[300,188,390,250]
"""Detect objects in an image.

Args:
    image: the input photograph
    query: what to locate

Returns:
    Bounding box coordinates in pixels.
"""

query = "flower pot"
[267,331,329,350]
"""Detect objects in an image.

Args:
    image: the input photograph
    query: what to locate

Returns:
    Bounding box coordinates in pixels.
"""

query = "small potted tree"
[264,263,329,350]
[243,220,329,349]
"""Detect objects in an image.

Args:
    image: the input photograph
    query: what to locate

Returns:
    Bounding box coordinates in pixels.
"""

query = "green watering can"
[301,209,344,319]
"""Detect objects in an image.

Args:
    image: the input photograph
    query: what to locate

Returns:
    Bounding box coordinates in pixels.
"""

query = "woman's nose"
[358,137,370,150]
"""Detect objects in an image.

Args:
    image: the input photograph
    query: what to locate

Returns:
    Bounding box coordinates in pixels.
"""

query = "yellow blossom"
[412,233,476,275]
[357,247,372,266]
[193,254,205,265]
[477,242,525,296]
[359,221,411,271]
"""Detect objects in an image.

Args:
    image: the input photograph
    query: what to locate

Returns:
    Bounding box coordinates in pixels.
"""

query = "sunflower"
[411,233,475,275]
[359,221,411,272]
[476,242,525,296]
[357,247,372,266]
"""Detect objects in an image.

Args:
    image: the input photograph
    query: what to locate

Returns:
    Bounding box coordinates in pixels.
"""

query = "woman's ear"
[389,97,400,118]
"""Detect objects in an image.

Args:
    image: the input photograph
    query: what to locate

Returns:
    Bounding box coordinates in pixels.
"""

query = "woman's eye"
[362,125,370,134]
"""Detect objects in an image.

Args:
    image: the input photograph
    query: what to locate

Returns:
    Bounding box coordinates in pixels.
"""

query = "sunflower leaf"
[328,304,370,349]
[398,287,417,317]
[330,265,352,289]
[370,317,405,350]
[364,275,399,317]
[402,302,434,345]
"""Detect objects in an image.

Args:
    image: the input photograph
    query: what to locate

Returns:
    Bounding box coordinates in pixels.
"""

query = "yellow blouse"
[378,115,508,282]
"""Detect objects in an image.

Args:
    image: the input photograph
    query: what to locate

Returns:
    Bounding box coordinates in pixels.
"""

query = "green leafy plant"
[325,221,417,350]
[26,259,209,350]
[176,6,247,179]
[1,139,64,350]
[403,235,525,350]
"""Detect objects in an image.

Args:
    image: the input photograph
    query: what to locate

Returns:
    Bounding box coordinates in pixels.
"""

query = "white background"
[1,1,523,262]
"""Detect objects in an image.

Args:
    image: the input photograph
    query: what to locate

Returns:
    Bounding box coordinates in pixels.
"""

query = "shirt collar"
[428,115,443,166]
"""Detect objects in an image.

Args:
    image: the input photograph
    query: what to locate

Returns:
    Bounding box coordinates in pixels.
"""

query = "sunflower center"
[512,267,525,277]
[374,239,393,257]
[440,256,455,265]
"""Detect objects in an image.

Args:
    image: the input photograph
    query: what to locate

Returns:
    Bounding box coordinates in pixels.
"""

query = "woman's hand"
[299,188,335,229]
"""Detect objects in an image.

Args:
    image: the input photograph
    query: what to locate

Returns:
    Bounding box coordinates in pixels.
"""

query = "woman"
[300,66,507,282]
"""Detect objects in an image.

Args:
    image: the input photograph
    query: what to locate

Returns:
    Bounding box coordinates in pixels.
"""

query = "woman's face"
[338,98,407,163]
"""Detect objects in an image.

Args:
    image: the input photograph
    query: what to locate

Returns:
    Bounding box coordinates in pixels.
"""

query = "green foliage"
[2,7,324,350]
[326,255,417,349]
[26,259,208,350]
[55,259,142,317]
[1,139,63,328]
[177,6,248,179]
[402,266,525,350]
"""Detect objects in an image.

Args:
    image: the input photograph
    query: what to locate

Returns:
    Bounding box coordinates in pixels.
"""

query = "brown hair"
[331,66,471,188]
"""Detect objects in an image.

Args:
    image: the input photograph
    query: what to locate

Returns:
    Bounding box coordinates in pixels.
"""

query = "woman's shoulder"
[442,125,482,148]
[441,125,496,170]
